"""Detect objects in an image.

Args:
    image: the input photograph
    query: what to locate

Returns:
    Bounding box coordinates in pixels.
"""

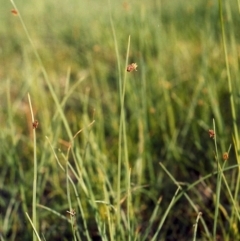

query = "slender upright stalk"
[218,0,239,157]
[9,0,73,140]
[108,0,131,239]
[28,93,37,241]
[25,213,41,241]
[218,1,240,237]
[193,212,202,241]
[212,119,221,240]
[108,12,123,239]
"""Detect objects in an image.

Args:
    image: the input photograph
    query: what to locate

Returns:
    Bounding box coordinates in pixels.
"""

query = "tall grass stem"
[25,212,41,241]
[193,212,202,241]
[9,0,73,140]
[28,93,38,241]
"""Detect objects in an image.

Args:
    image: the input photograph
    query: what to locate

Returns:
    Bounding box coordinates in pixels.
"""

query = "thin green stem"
[108,1,131,239]
[25,213,41,241]
[28,93,38,241]
[218,1,240,238]
[193,212,202,241]
[213,119,221,240]
[151,187,180,241]
[66,164,78,241]
[159,162,211,239]
[142,196,162,241]
[46,137,91,241]
[9,0,73,140]
[218,158,240,221]
[218,0,239,161]
[127,168,131,241]
[108,2,122,238]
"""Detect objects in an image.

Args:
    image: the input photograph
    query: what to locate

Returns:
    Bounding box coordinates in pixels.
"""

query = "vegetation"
[0,0,240,240]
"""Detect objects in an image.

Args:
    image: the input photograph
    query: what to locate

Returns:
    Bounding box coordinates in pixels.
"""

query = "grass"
[0,0,240,240]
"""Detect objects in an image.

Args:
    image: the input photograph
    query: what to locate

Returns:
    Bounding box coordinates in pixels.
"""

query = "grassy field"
[0,0,240,240]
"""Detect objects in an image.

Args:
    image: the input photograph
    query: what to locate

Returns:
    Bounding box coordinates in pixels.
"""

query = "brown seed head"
[223,152,229,161]
[32,120,39,129]
[127,63,138,72]
[11,9,18,16]
[66,209,76,217]
[208,129,215,138]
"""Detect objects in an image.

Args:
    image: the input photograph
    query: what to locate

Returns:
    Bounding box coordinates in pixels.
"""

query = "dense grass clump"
[0,0,240,240]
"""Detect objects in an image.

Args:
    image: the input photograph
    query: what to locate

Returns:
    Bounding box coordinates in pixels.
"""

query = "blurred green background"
[0,0,240,240]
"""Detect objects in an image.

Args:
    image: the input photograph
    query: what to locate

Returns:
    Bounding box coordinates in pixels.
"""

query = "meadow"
[0,0,240,240]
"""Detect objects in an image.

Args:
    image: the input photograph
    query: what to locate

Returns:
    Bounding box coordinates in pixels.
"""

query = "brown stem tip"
[208,129,215,138]
[127,63,138,72]
[32,120,39,129]
[11,9,18,16]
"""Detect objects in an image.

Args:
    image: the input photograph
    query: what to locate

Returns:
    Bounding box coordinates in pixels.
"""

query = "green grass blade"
[28,93,38,241]
[193,212,202,241]
[151,187,180,241]
[25,212,42,241]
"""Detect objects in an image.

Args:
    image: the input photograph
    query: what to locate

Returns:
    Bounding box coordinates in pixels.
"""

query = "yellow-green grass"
[0,0,240,240]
